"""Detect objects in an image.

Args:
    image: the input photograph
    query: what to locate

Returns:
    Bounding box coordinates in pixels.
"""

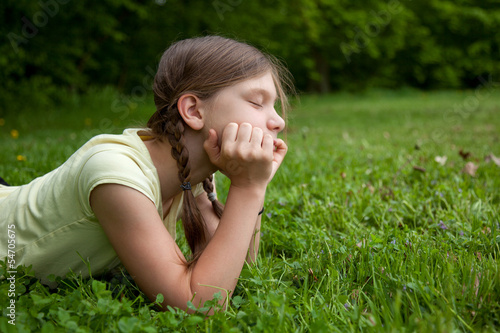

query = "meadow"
[0,88,499,332]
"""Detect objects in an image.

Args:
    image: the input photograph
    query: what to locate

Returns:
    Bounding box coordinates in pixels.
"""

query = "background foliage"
[1,0,500,114]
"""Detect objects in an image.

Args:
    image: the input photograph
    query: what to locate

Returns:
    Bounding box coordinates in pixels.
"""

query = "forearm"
[246,215,261,264]
[188,184,265,306]
[203,205,262,265]
[200,208,220,247]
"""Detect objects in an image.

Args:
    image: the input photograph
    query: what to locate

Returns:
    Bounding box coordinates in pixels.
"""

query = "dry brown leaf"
[474,273,481,297]
[340,172,346,179]
[308,268,318,281]
[459,149,471,160]
[351,289,360,300]
[356,239,366,248]
[462,273,482,299]
[485,153,500,167]
[413,165,426,172]
[462,162,478,177]
[365,314,376,326]
[435,155,447,166]
[481,227,491,234]
[492,154,500,166]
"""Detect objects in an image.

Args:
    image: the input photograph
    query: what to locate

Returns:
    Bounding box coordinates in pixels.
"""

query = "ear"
[177,94,205,131]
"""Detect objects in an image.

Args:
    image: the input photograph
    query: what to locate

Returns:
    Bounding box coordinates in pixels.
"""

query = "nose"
[268,108,286,133]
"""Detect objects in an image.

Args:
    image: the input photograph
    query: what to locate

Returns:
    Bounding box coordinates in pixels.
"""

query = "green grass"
[1,87,499,332]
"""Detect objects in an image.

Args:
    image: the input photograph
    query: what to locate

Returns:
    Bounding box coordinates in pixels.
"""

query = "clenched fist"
[204,123,287,189]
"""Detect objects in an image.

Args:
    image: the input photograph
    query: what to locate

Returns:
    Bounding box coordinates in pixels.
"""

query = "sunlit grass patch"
[1,88,499,332]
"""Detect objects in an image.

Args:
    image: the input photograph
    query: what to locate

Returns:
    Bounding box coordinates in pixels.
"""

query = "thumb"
[203,129,220,163]
[273,139,288,166]
[269,139,288,182]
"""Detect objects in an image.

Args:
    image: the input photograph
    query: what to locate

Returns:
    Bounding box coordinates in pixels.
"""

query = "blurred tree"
[1,0,151,113]
[399,0,500,89]
[1,0,499,113]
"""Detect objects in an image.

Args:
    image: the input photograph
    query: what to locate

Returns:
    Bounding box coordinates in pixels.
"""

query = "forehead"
[233,72,277,98]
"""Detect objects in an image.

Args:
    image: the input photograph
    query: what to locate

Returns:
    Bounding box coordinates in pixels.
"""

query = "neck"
[144,129,216,203]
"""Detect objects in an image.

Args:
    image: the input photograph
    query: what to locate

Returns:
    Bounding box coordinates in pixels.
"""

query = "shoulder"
[77,129,156,182]
[79,148,156,189]
[76,131,161,216]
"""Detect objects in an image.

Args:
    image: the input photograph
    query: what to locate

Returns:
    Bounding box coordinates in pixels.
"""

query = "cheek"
[212,124,225,147]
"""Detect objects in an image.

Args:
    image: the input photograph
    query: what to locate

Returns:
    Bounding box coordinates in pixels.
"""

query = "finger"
[272,139,288,165]
[262,133,274,153]
[268,139,288,183]
[203,129,220,163]
[250,127,264,147]
[221,123,239,143]
[235,123,252,143]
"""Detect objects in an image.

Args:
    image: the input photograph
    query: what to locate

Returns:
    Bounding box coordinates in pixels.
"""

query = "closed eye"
[249,101,263,108]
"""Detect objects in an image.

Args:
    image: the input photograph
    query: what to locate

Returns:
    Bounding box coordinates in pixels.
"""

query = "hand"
[270,137,287,182]
[204,123,287,188]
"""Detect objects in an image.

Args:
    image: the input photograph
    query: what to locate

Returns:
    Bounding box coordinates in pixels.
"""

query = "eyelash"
[249,101,263,108]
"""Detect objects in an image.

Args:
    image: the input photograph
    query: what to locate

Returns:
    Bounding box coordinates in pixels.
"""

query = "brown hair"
[147,35,293,263]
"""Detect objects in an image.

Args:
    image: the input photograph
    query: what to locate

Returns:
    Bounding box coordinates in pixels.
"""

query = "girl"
[0,36,291,311]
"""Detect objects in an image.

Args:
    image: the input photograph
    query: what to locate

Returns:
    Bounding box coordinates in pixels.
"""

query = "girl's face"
[203,71,285,143]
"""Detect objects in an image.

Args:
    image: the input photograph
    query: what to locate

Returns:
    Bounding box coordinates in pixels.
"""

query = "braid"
[203,176,224,218]
[164,113,190,183]
[163,108,207,260]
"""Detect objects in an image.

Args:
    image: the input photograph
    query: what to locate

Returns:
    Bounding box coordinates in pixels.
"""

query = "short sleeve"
[77,150,160,217]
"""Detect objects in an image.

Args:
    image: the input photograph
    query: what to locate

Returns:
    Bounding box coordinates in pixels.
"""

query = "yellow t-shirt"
[0,128,204,283]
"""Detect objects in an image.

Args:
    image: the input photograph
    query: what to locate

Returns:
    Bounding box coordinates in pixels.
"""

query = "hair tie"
[207,192,217,202]
[180,182,191,191]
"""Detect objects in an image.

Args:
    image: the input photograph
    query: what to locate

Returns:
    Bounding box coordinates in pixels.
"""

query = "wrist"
[228,182,267,196]
[227,184,266,210]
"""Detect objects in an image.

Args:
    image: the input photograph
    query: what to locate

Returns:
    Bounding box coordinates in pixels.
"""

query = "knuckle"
[236,149,248,160]
[246,150,257,160]
[222,146,233,158]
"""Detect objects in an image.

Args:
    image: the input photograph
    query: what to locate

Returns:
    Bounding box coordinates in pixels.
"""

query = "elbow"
[155,292,229,316]
[187,282,232,314]
[152,262,232,314]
